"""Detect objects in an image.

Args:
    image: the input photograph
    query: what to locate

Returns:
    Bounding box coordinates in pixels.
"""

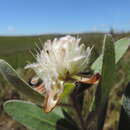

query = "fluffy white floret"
[25,35,92,92]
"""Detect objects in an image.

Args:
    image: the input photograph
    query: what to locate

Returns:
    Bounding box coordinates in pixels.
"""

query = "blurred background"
[0,0,130,129]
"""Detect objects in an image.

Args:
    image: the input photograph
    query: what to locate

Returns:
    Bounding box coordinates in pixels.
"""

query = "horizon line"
[0,30,128,37]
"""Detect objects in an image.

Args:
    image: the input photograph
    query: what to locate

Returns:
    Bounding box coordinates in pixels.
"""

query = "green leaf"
[61,83,75,99]
[4,100,63,130]
[0,59,43,105]
[101,35,115,100]
[92,37,130,73]
[93,35,116,130]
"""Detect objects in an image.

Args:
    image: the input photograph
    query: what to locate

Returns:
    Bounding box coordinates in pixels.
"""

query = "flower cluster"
[25,35,93,112]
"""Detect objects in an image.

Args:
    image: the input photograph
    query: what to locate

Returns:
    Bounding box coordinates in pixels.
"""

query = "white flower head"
[25,35,93,112]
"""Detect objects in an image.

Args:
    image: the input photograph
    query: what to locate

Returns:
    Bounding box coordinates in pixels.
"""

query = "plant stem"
[70,94,86,130]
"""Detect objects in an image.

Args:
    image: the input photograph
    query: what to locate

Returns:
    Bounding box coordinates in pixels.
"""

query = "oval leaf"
[4,100,63,130]
[0,59,43,105]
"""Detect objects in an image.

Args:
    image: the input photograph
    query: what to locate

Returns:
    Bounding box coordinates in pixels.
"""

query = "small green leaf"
[61,83,75,99]
[114,37,130,63]
[92,37,130,73]
[4,100,63,130]
[0,59,43,105]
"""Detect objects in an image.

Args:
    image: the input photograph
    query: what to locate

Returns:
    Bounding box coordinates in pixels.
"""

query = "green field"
[0,33,129,68]
[0,35,59,68]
